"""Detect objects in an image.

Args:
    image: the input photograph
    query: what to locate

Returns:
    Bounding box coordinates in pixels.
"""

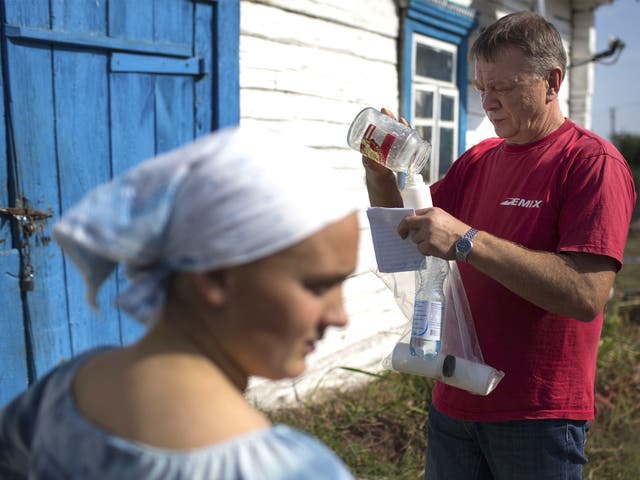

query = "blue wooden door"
[0,0,239,405]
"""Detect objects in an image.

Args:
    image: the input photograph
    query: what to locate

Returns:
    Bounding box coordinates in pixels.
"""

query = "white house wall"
[241,0,406,409]
[568,6,596,129]
[241,0,596,409]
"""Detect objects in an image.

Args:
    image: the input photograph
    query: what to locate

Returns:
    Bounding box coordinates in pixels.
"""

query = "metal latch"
[0,206,53,291]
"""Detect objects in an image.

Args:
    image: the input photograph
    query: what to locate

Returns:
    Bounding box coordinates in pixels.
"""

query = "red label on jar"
[360,124,396,167]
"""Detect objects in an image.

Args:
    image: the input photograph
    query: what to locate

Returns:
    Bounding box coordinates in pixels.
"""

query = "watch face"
[457,237,472,255]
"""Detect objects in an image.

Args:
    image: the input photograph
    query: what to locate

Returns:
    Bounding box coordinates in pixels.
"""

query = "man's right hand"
[361,107,406,208]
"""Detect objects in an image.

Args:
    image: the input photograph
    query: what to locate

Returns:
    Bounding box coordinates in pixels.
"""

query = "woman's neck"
[136,313,249,392]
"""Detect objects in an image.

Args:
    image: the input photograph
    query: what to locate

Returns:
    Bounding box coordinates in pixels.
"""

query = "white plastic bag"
[378,262,504,396]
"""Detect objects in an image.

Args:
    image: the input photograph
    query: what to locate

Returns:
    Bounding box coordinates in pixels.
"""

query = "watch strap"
[463,228,478,242]
[456,228,478,262]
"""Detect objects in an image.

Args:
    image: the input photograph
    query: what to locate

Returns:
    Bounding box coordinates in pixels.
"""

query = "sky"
[590,0,640,140]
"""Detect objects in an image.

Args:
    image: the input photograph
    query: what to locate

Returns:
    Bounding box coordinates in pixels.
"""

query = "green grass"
[267,371,433,479]
[584,318,640,479]
[261,231,640,479]
[616,229,640,292]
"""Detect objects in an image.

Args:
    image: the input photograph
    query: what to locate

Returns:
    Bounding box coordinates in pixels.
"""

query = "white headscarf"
[53,126,357,324]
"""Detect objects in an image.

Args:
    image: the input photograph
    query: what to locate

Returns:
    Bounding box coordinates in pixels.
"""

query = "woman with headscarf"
[0,127,358,479]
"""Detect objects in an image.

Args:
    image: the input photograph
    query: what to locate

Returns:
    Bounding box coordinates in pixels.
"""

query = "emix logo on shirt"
[500,197,542,208]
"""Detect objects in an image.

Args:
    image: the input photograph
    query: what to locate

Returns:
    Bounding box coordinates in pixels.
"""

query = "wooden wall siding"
[240,0,399,216]
[240,1,398,149]
[244,0,399,37]
[241,0,409,406]
[568,6,596,129]
[0,0,235,403]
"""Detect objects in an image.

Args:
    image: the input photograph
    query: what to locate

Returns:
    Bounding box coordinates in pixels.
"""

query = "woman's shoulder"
[39,422,354,479]
[0,347,114,478]
[72,346,271,449]
[21,350,354,479]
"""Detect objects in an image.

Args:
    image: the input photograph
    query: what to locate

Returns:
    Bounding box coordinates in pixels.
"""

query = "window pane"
[416,126,433,182]
[439,128,454,177]
[416,44,453,82]
[415,90,434,119]
[417,125,432,145]
[441,95,455,121]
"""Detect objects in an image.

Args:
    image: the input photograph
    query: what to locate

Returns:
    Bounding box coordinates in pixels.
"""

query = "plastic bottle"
[410,256,449,357]
[400,173,450,358]
[347,107,431,174]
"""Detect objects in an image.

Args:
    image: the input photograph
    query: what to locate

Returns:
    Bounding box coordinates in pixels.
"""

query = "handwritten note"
[366,207,425,273]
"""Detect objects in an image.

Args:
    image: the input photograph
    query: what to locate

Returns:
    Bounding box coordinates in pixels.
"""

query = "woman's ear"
[191,269,230,307]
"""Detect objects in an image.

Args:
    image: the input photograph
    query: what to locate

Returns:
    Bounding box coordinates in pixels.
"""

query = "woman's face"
[215,212,359,380]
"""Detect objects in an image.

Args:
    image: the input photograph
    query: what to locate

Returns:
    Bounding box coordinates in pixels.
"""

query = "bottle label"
[360,124,396,167]
[411,300,442,341]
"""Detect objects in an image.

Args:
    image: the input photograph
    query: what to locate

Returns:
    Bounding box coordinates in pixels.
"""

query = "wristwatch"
[455,228,478,262]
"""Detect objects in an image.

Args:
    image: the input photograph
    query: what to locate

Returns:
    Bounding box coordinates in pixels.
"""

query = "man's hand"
[397,208,470,260]
[361,108,406,208]
[361,108,410,174]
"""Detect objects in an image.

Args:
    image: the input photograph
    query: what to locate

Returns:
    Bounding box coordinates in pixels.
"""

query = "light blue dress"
[0,349,355,479]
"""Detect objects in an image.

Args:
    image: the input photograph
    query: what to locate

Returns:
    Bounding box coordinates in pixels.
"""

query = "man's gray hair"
[470,11,567,79]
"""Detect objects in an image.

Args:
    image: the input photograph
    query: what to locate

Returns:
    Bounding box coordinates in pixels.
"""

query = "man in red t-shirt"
[362,11,636,480]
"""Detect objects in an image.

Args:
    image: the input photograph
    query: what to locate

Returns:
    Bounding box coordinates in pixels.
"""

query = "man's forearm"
[467,230,616,321]
[364,167,403,208]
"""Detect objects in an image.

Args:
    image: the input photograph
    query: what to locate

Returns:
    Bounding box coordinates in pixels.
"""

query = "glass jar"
[347,107,431,174]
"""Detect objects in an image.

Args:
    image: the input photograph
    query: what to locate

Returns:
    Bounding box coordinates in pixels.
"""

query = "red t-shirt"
[430,119,636,421]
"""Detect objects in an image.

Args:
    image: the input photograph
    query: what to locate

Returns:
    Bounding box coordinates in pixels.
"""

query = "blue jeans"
[425,405,589,480]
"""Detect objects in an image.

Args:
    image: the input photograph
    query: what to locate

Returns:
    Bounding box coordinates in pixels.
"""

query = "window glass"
[416,126,433,182]
[411,34,458,182]
[416,125,432,145]
[441,95,455,121]
[438,128,454,177]
[415,44,453,82]
[415,90,434,119]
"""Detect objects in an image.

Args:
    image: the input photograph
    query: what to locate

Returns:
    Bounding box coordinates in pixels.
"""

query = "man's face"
[473,47,551,144]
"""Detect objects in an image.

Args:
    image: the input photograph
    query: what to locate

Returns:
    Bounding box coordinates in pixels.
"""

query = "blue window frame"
[402,0,477,182]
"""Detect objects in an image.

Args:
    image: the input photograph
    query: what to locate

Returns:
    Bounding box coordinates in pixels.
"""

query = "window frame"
[411,34,460,182]
[401,0,477,182]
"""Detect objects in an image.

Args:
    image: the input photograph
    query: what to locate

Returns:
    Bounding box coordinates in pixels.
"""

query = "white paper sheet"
[366,207,425,273]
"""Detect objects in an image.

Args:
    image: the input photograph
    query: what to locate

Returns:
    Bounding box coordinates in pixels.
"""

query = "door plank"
[5,25,192,58]
[0,33,28,406]
[212,0,240,129]
[0,250,28,406]
[52,0,122,353]
[3,0,50,29]
[195,3,214,137]
[156,76,195,152]
[5,40,73,378]
[109,72,155,344]
[108,1,157,344]
[1,0,225,375]
[154,0,193,46]
[107,0,201,342]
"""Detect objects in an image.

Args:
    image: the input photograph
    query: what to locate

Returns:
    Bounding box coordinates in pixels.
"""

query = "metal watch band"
[464,228,478,241]
[456,227,478,262]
